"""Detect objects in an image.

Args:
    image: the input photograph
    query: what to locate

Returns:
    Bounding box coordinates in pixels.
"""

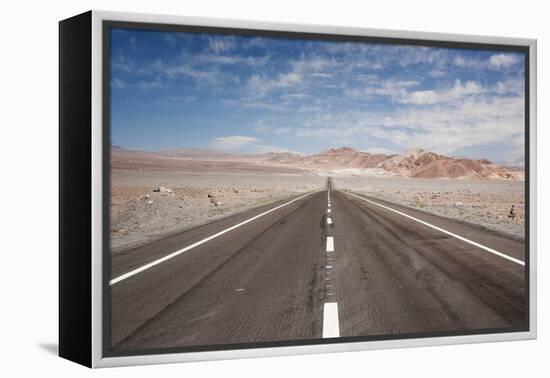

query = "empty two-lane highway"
[109,178,525,352]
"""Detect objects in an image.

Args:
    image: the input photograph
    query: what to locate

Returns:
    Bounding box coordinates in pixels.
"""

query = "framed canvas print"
[59,10,537,368]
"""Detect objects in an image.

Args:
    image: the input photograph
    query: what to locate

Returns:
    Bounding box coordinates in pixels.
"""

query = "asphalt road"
[109,178,526,352]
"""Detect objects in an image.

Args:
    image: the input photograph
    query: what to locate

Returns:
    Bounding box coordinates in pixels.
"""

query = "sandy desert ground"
[110,152,325,252]
[110,149,525,253]
[334,176,525,239]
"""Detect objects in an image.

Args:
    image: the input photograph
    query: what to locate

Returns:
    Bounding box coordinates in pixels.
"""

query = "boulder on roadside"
[508,205,517,219]
[153,186,168,193]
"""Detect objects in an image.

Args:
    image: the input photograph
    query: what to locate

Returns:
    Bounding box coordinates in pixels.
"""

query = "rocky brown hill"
[256,152,303,162]
[289,147,389,169]
[378,148,521,180]
[281,147,523,180]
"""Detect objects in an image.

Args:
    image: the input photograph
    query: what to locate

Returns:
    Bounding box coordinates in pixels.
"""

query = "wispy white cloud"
[209,136,260,150]
[137,77,169,90]
[371,97,524,154]
[361,147,398,155]
[489,53,522,69]
[208,135,296,154]
[278,72,303,87]
[151,59,215,81]
[164,34,177,45]
[453,52,523,71]
[251,144,298,154]
[399,80,482,105]
[206,35,236,54]
[149,58,241,88]
[343,79,419,101]
[221,98,284,112]
[254,122,292,134]
[287,83,524,162]
[281,93,308,100]
[195,52,271,67]
[111,78,126,89]
[311,72,334,78]
[247,72,304,96]
[156,95,197,106]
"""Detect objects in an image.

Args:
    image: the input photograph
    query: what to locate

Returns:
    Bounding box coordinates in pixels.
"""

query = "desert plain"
[109,146,525,253]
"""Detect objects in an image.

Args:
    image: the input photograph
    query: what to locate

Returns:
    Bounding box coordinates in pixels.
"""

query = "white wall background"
[0,0,546,376]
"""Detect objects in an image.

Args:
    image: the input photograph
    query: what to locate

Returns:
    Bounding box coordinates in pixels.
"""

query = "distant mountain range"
[111,145,523,180]
[267,147,523,180]
[111,142,124,150]
[505,157,525,171]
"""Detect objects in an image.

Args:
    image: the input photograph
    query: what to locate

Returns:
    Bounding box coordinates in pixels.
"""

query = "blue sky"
[110,28,525,164]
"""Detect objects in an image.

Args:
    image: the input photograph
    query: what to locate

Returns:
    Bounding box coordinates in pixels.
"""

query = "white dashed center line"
[323,180,340,339]
[322,303,340,338]
[326,236,334,252]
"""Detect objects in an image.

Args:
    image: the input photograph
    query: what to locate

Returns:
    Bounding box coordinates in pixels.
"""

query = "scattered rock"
[233,188,240,194]
[153,186,169,193]
[454,201,463,206]
[147,200,154,205]
[166,188,173,194]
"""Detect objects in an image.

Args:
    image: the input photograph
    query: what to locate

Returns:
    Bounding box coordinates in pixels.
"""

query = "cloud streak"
[208,135,296,154]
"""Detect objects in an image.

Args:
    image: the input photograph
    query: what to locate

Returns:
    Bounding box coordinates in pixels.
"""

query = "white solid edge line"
[110,191,315,285]
[345,192,525,266]
[322,302,340,338]
[326,236,335,252]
